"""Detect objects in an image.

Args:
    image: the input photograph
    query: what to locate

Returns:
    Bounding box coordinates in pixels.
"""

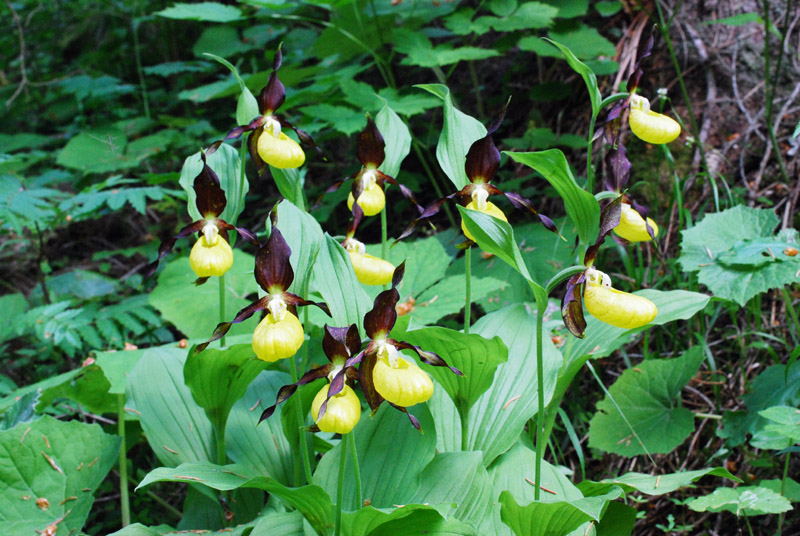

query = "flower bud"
[614,203,659,242]
[311,383,361,434]
[257,124,305,169]
[189,231,234,278]
[347,179,385,216]
[629,95,680,145]
[252,310,304,361]
[372,353,434,407]
[461,199,508,241]
[583,268,657,329]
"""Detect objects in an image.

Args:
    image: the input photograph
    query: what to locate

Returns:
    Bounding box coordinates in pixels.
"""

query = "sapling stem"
[464,247,472,334]
[334,435,349,536]
[118,395,131,527]
[348,432,362,509]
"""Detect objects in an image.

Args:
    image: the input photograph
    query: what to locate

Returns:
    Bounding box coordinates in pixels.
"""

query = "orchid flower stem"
[290,354,314,486]
[380,207,388,262]
[118,395,131,528]
[218,274,227,348]
[459,404,470,451]
[532,289,547,501]
[778,450,791,534]
[348,432,362,509]
[464,247,472,334]
[334,435,349,536]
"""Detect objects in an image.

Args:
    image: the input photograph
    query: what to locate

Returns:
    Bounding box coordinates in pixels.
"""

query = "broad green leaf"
[719,362,800,448]
[375,102,412,179]
[276,199,323,297]
[0,390,39,431]
[394,29,499,68]
[111,520,261,536]
[416,84,486,190]
[458,207,535,285]
[0,293,27,343]
[758,478,800,502]
[148,253,258,340]
[588,348,704,456]
[342,504,477,536]
[270,166,306,210]
[402,327,507,414]
[475,2,558,31]
[759,405,800,442]
[578,467,741,497]
[137,461,334,535]
[179,144,248,226]
[56,127,142,173]
[251,511,305,536]
[500,489,622,536]
[226,370,294,485]
[409,452,493,527]
[312,234,371,333]
[505,150,599,244]
[94,347,148,395]
[127,347,214,466]
[368,235,453,299]
[0,416,120,536]
[155,2,243,22]
[412,275,506,326]
[203,53,259,125]
[595,1,622,16]
[541,0,588,17]
[688,486,792,516]
[314,403,436,510]
[483,442,583,535]
[184,344,267,452]
[303,104,366,136]
[469,305,562,464]
[0,364,113,415]
[679,206,800,306]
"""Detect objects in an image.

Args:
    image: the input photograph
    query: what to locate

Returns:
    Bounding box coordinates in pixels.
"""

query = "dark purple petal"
[605,145,631,192]
[396,193,459,241]
[357,116,385,167]
[216,220,260,246]
[627,27,654,93]
[465,134,500,183]
[194,296,270,354]
[249,127,267,174]
[258,48,285,114]
[391,261,405,289]
[323,324,361,361]
[144,220,205,278]
[598,196,623,238]
[378,171,423,214]
[194,276,210,286]
[364,288,400,339]
[283,291,331,317]
[388,403,421,430]
[631,199,657,240]
[255,227,294,293]
[194,154,227,218]
[561,273,587,338]
[357,351,384,411]
[258,365,331,424]
[393,340,462,375]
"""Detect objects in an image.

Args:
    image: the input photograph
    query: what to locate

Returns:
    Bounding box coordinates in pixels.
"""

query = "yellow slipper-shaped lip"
[583,269,657,329]
[614,203,659,243]
[629,95,681,145]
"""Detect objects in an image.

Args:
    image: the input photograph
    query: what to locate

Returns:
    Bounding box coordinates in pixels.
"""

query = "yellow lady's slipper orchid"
[372,342,434,407]
[629,95,680,145]
[252,302,305,362]
[189,234,233,278]
[257,119,305,169]
[311,383,361,434]
[344,238,395,286]
[583,268,657,329]
[461,186,508,241]
[347,178,386,216]
[614,203,658,242]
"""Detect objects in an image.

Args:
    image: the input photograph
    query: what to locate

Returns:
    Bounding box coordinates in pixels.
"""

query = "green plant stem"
[586,113,598,194]
[335,435,349,536]
[459,403,470,451]
[127,475,182,520]
[761,0,792,185]
[290,355,314,486]
[380,207,388,261]
[214,416,227,466]
[652,1,710,177]
[219,274,226,347]
[118,395,131,528]
[744,514,754,536]
[778,450,791,534]
[781,287,800,345]
[533,291,546,501]
[348,432,362,509]
[131,19,150,121]
[468,62,485,118]
[464,247,472,334]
